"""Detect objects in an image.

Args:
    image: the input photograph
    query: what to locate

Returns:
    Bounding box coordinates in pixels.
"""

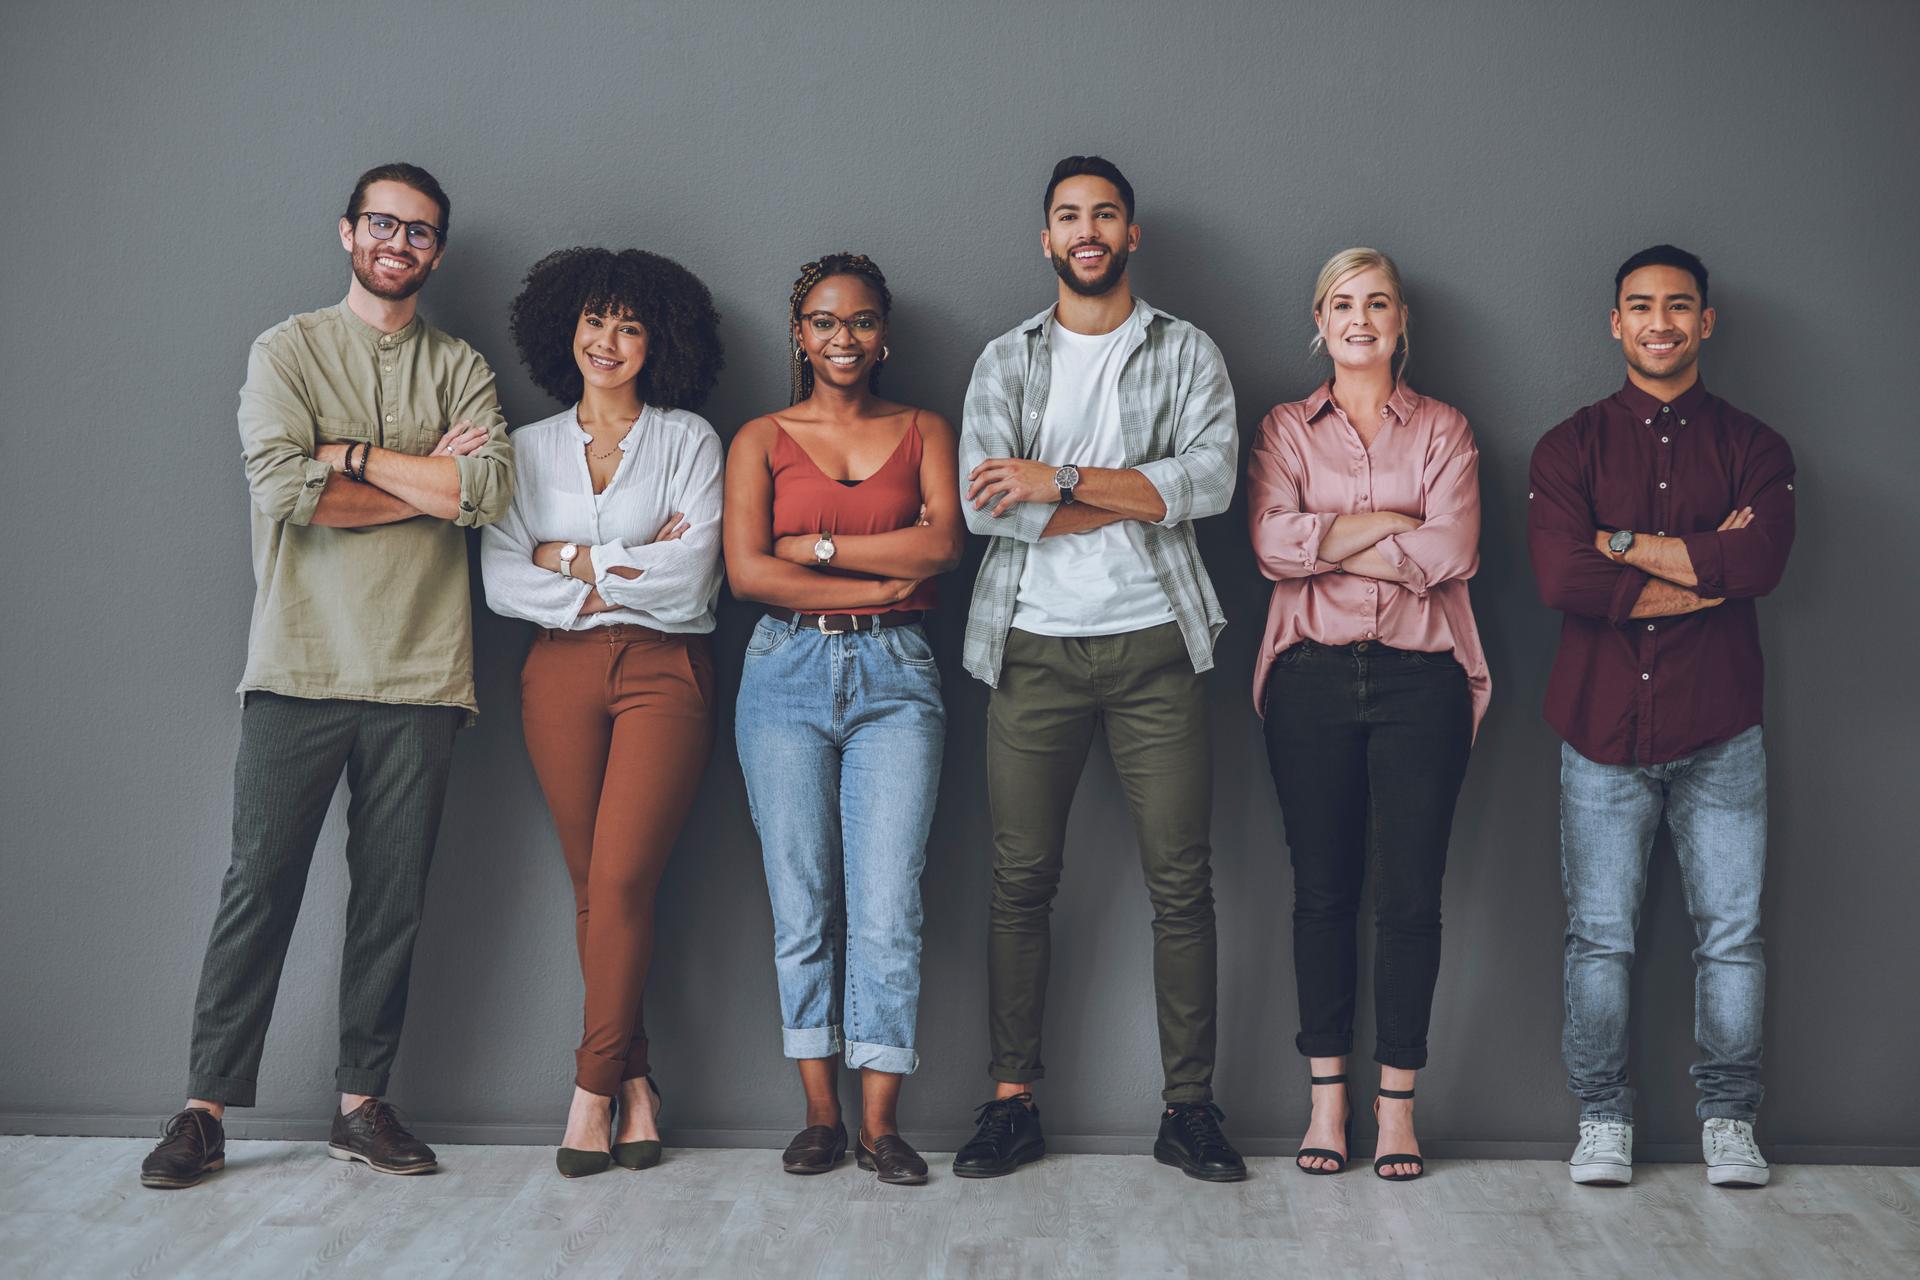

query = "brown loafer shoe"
[328,1099,438,1175]
[856,1132,929,1185]
[781,1120,847,1174]
[140,1108,225,1189]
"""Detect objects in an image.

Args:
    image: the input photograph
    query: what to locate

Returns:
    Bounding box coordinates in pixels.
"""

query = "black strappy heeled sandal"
[1295,1073,1352,1175]
[1372,1087,1425,1181]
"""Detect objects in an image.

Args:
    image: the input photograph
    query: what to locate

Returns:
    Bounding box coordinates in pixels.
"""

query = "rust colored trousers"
[520,625,715,1096]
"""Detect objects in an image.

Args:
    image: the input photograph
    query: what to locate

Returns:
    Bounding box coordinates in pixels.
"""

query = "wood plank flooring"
[2,1136,1915,1278]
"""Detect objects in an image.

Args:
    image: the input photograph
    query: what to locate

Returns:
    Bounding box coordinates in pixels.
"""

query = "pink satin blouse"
[1247,380,1491,735]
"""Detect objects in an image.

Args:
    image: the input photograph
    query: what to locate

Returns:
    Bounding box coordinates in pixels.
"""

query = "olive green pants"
[985,622,1217,1104]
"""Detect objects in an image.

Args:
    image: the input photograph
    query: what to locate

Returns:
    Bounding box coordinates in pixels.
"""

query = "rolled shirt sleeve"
[447,360,513,528]
[1678,426,1795,600]
[238,341,335,526]
[1136,331,1237,528]
[959,346,1056,544]
[1374,438,1482,596]
[1247,408,1340,579]
[1528,423,1647,624]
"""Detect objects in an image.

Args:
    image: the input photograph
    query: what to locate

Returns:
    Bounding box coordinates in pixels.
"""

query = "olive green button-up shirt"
[236,301,514,715]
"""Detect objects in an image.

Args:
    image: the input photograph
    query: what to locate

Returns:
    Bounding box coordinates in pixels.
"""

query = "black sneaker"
[952,1093,1045,1178]
[140,1108,226,1189]
[327,1099,438,1175]
[1154,1102,1247,1182]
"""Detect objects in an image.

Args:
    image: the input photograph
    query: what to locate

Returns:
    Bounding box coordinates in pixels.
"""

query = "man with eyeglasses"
[952,155,1245,1182]
[140,162,514,1189]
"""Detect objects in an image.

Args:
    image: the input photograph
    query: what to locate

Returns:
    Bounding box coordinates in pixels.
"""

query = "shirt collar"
[565,403,648,448]
[335,299,422,348]
[1302,379,1419,423]
[1021,294,1165,338]
[1613,375,1710,426]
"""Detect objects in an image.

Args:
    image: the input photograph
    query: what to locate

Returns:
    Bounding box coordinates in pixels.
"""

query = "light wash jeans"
[736,613,945,1074]
[1560,725,1768,1123]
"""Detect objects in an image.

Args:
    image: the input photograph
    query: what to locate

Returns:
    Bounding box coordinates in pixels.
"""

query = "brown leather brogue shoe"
[139,1108,225,1189]
[327,1099,437,1175]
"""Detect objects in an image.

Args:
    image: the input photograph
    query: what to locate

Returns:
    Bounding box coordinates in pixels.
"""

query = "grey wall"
[3,0,1915,1161]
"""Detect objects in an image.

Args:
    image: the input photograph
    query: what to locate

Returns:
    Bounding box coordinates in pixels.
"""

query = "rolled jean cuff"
[334,1066,389,1097]
[1698,1100,1758,1122]
[1163,1082,1214,1105]
[1373,1040,1429,1071]
[783,1024,844,1061]
[1579,1105,1634,1124]
[846,1040,919,1075]
[186,1071,256,1108]
[1295,1031,1354,1059]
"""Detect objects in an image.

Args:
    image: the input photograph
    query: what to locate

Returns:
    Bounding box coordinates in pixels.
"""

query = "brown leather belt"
[764,608,925,635]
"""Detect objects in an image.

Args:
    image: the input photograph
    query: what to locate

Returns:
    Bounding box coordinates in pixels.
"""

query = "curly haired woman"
[723,253,963,1184]
[481,247,725,1178]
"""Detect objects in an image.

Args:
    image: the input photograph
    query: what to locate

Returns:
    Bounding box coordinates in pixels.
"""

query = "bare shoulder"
[909,408,958,449]
[728,414,780,461]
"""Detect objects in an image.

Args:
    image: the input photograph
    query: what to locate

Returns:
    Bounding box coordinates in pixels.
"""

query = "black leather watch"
[1053,463,1081,505]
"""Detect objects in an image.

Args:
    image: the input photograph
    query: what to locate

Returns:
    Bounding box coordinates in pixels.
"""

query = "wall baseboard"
[4,1114,1914,1166]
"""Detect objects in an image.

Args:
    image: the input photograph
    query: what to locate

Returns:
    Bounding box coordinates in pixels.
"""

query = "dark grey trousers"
[187,692,461,1106]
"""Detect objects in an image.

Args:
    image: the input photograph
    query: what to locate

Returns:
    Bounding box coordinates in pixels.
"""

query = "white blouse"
[481,404,724,633]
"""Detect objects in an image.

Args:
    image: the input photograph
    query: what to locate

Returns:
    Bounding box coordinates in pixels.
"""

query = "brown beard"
[352,241,430,301]
[1051,242,1129,297]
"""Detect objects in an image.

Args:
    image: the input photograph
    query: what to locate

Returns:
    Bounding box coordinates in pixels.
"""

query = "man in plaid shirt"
[950,155,1244,1184]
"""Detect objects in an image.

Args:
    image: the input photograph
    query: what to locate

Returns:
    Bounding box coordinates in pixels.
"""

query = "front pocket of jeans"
[881,624,937,667]
[744,618,792,656]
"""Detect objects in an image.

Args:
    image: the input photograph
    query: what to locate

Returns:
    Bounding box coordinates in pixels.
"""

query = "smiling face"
[1314,266,1405,374]
[1612,264,1714,387]
[1043,174,1138,297]
[573,305,649,397]
[792,273,887,394]
[338,179,444,301]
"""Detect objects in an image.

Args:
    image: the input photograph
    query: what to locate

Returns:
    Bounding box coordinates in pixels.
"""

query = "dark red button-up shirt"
[1528,378,1795,764]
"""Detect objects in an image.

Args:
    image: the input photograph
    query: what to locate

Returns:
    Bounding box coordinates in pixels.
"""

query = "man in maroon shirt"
[1528,245,1794,1191]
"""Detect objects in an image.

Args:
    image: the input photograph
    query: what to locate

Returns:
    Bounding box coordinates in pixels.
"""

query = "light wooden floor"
[2,1137,1915,1279]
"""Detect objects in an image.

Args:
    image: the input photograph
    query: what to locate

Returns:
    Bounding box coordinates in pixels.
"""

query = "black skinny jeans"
[1262,640,1472,1070]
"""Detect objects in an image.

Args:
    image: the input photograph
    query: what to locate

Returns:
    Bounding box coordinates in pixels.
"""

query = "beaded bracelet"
[350,440,372,483]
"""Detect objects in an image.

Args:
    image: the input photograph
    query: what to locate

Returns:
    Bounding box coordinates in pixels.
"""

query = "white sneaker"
[1703,1118,1770,1187]
[1569,1119,1633,1185]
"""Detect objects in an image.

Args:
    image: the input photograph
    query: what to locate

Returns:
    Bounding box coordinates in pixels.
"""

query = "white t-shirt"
[1011,317,1175,636]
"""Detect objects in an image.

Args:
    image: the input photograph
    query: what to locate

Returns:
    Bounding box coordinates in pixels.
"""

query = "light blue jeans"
[736,614,945,1075]
[1560,726,1768,1122]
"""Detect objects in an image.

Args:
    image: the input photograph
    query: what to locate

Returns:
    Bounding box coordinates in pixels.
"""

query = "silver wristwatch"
[813,532,836,565]
[1606,529,1635,561]
[1053,463,1081,505]
[558,543,579,578]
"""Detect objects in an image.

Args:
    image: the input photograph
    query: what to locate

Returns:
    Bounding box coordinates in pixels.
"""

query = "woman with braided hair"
[723,252,964,1184]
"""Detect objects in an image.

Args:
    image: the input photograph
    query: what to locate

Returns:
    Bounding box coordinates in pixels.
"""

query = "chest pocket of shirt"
[387,417,442,456]
[315,414,373,443]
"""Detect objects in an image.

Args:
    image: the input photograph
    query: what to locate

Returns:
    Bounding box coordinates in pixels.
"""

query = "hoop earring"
[793,345,805,363]
[881,345,891,363]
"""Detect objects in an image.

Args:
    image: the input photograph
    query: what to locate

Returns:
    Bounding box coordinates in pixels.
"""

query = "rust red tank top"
[768,412,937,615]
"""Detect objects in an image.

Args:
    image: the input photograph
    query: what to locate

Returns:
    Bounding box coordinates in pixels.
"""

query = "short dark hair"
[343,162,451,238]
[1043,155,1135,222]
[1614,243,1709,307]
[509,247,725,411]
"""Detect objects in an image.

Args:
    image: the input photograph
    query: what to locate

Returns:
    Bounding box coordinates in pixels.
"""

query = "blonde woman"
[1247,248,1490,1181]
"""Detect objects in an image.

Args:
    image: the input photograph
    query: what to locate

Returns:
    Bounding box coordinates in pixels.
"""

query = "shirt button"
[1658,481,1667,489]
[1641,672,1651,681]
[1029,411,1039,420]
[1657,530,1665,536]
[1661,436,1669,444]
[385,413,395,422]
[1661,406,1670,414]
[1647,623,1656,631]
[1680,419,1687,426]
[383,365,393,373]
[1644,418,1652,425]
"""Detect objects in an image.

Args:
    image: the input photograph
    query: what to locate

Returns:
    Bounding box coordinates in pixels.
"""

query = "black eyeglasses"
[357,211,444,250]
[799,310,882,338]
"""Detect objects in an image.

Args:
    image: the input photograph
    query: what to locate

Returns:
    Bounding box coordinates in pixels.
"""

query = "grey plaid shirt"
[959,297,1238,685]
